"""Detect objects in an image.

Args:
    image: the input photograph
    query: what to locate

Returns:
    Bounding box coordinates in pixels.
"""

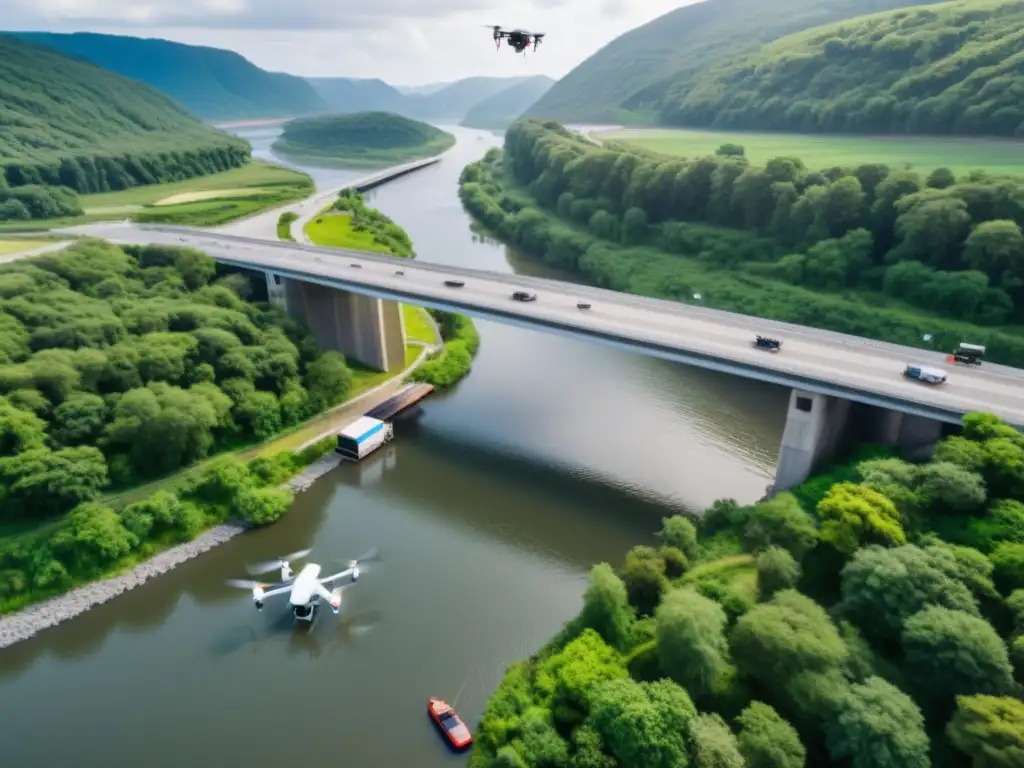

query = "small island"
[272,111,455,167]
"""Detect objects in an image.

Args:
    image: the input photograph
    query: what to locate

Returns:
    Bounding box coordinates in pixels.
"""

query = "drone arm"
[314,581,341,612]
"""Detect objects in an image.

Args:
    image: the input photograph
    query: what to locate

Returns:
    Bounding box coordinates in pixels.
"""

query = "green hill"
[0,35,249,208]
[460,76,555,131]
[10,32,328,121]
[660,0,1024,136]
[272,112,455,166]
[524,0,939,124]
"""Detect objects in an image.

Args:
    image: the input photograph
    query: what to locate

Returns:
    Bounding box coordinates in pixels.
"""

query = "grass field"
[153,188,272,206]
[602,128,1024,176]
[0,239,53,255]
[305,212,392,252]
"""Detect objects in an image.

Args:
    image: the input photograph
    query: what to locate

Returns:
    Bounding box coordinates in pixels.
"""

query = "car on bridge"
[754,336,782,353]
[444,279,465,288]
[904,364,947,385]
[512,290,537,302]
[577,301,591,310]
[951,342,985,366]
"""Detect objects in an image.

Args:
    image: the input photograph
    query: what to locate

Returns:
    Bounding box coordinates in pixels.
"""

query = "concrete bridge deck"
[61,222,1024,429]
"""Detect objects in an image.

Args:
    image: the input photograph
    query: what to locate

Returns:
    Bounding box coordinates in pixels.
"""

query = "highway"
[58,221,1024,427]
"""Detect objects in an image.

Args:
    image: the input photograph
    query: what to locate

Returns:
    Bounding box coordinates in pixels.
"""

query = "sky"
[3,0,698,85]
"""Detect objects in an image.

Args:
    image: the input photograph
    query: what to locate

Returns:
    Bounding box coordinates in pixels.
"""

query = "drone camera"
[254,600,264,612]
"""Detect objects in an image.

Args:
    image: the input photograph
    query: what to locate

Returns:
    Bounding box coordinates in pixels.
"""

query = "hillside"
[305,77,407,114]
[0,35,249,204]
[524,0,940,124]
[460,76,555,131]
[660,0,1024,136]
[271,112,455,166]
[403,76,540,121]
[10,32,328,120]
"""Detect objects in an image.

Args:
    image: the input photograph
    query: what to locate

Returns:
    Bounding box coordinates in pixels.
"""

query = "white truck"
[336,416,394,461]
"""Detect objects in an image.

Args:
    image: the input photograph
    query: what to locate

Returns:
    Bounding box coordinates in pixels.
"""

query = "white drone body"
[229,548,373,624]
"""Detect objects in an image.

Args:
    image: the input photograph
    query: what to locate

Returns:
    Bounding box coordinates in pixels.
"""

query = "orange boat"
[428,697,472,750]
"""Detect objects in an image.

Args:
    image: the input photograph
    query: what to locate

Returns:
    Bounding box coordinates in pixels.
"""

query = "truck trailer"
[336,416,394,461]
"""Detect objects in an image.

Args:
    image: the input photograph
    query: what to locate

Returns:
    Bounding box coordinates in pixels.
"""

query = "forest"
[0,35,250,219]
[660,0,1024,136]
[0,239,357,510]
[522,0,936,124]
[459,119,1024,365]
[272,112,455,165]
[471,411,1024,767]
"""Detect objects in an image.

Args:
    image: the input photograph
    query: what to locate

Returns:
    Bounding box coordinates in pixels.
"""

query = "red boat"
[428,697,472,750]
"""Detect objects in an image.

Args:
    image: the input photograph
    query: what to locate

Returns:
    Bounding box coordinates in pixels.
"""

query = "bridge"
[63,221,1024,495]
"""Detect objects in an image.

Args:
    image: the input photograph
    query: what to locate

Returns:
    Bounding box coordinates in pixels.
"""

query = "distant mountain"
[10,31,328,120]
[460,76,555,131]
[305,77,409,114]
[525,0,939,124]
[403,76,540,121]
[394,83,451,96]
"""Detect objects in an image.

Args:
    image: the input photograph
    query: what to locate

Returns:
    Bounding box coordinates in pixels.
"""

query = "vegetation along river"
[0,126,790,767]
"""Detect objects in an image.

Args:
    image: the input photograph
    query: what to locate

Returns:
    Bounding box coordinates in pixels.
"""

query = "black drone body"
[487,25,545,54]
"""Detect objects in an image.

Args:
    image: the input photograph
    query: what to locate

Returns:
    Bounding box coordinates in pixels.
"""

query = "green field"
[0,161,313,233]
[602,128,1024,176]
[0,239,53,255]
[305,212,391,252]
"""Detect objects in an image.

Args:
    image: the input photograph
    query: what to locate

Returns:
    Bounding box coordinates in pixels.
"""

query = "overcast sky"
[4,0,697,85]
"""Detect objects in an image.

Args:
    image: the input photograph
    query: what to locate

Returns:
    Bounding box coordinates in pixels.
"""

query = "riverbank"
[458,148,1024,368]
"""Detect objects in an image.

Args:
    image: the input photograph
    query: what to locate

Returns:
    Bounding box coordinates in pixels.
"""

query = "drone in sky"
[226,546,380,625]
[485,25,546,54]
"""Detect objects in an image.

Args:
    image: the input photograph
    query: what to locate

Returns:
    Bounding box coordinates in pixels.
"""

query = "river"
[0,126,789,767]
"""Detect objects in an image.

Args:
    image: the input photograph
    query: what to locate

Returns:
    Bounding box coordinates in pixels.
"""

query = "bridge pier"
[266,273,406,372]
[771,389,947,495]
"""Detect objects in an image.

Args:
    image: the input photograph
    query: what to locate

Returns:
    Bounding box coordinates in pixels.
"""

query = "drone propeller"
[247,547,312,576]
[336,546,381,570]
[225,578,264,591]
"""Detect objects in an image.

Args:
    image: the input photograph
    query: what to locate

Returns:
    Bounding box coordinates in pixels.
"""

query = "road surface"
[56,222,1024,427]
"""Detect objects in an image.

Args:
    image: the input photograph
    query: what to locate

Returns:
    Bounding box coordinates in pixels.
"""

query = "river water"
[0,127,788,767]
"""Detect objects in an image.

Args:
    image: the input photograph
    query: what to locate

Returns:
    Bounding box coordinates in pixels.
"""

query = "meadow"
[601,128,1024,176]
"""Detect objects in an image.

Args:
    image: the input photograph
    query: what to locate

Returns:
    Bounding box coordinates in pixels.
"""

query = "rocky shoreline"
[0,451,346,650]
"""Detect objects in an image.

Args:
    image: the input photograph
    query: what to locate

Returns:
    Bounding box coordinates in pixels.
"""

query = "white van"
[336,416,394,461]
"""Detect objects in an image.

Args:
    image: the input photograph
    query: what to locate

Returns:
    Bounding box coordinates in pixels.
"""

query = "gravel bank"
[0,451,347,650]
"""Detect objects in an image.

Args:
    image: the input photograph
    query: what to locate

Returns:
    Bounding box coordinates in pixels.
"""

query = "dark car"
[394,270,405,276]
[350,263,362,269]
[444,279,465,288]
[577,301,591,310]
[512,290,537,302]
[754,335,782,352]
[951,342,984,366]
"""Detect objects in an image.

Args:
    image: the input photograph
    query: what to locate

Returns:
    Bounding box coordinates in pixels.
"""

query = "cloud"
[5,0,528,30]
[5,0,693,83]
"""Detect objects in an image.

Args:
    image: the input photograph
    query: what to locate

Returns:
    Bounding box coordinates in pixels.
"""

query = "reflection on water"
[0,126,789,768]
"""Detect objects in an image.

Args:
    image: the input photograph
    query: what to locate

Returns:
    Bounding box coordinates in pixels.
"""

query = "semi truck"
[336,416,394,461]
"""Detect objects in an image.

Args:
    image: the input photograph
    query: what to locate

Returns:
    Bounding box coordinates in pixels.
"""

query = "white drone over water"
[226,546,380,624]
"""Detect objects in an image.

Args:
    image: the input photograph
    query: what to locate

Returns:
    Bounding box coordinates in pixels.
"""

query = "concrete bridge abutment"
[266,273,406,372]
[770,389,947,495]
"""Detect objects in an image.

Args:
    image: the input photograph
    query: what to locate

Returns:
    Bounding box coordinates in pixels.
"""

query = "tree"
[838,545,979,645]
[659,515,698,560]
[570,726,617,768]
[0,445,109,519]
[50,503,138,575]
[656,588,730,700]
[0,396,46,457]
[934,435,988,473]
[755,546,801,600]
[620,546,669,617]
[963,220,1024,282]
[304,350,352,412]
[947,695,1024,768]
[50,392,107,447]
[742,492,818,559]
[817,482,905,554]
[688,713,744,768]
[825,676,930,768]
[991,542,1024,593]
[902,607,1015,712]
[730,589,847,690]
[232,486,293,526]
[735,701,805,768]
[578,563,633,649]
[915,461,987,515]
[536,629,627,726]
[588,677,696,768]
